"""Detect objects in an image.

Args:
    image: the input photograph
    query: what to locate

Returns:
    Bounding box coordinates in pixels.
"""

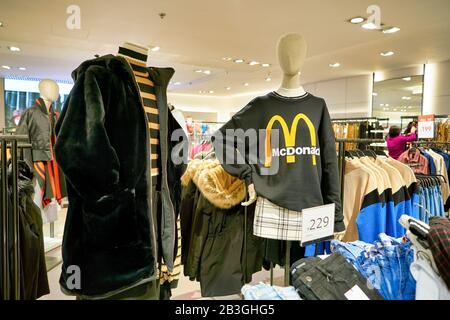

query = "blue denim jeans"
[332,234,416,300]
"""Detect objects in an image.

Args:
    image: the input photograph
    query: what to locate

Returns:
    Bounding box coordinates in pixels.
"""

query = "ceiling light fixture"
[402,77,411,81]
[2,65,11,70]
[203,70,211,75]
[382,26,400,34]
[18,67,26,71]
[194,69,203,73]
[402,96,411,100]
[150,46,160,52]
[372,92,378,96]
[234,59,245,63]
[226,87,231,91]
[243,82,249,87]
[265,77,272,82]
[380,51,394,57]
[262,63,271,68]
[174,82,181,85]
[362,22,378,30]
[329,62,341,68]
[408,106,412,109]
[350,17,365,24]
[8,46,21,52]
[393,108,397,111]
[0,21,4,27]
[386,108,390,111]
[222,57,232,61]
[208,90,214,94]
[380,104,384,107]
[385,104,390,107]
[249,61,260,66]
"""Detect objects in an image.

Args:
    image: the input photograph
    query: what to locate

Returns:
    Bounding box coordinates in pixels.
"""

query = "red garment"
[190,143,212,159]
[397,149,430,175]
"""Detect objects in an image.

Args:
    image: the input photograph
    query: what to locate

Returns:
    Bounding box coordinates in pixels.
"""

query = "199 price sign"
[300,203,335,246]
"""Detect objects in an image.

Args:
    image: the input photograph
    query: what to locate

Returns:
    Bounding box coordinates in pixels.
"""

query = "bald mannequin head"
[277,33,307,76]
[38,79,60,102]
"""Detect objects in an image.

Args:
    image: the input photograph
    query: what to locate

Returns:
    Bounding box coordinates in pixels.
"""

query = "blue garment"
[356,202,387,243]
[305,241,332,257]
[332,234,416,300]
[242,283,301,300]
[384,189,397,238]
[422,151,437,175]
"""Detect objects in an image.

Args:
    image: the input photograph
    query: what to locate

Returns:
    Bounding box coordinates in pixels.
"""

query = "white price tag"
[418,115,435,139]
[300,203,335,246]
[344,285,370,300]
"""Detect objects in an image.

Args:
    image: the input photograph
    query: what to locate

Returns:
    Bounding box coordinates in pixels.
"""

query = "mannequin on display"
[17,79,67,226]
[213,33,344,283]
[55,40,186,300]
[242,33,307,207]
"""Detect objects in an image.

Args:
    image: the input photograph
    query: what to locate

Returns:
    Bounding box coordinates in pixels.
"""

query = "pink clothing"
[397,148,430,175]
[190,143,212,159]
[386,133,417,160]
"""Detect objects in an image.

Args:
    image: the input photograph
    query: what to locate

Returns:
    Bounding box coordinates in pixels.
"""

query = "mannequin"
[242,33,307,206]
[38,79,60,111]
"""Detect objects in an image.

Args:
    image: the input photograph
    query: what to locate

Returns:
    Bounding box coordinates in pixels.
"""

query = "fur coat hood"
[181,159,247,209]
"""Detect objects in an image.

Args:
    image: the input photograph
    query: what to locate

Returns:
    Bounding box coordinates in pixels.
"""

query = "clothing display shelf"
[0,134,32,300]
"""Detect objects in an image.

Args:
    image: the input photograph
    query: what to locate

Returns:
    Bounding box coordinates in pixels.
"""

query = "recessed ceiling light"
[385,104,390,107]
[249,61,260,66]
[2,65,11,70]
[393,108,397,111]
[402,96,411,100]
[386,108,390,111]
[243,82,249,86]
[380,104,384,107]
[0,21,3,27]
[208,90,214,94]
[380,51,394,57]
[18,67,26,71]
[329,62,341,68]
[382,27,400,34]
[408,106,412,109]
[8,46,21,52]
[222,57,232,61]
[150,46,160,52]
[265,77,272,82]
[262,63,271,67]
[234,59,245,63]
[194,69,203,73]
[402,77,411,81]
[372,92,378,96]
[203,70,211,75]
[362,22,378,30]
[350,17,365,24]
[226,87,231,91]
[174,82,181,85]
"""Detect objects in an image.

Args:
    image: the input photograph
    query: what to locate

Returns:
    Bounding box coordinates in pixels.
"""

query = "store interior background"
[1,0,450,299]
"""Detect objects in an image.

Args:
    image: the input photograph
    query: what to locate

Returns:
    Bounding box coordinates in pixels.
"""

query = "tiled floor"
[39,207,287,300]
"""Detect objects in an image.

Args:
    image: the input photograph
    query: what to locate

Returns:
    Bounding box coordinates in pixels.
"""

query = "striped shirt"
[119,47,161,186]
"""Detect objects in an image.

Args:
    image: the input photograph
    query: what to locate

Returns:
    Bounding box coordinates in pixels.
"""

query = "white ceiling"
[1,0,450,96]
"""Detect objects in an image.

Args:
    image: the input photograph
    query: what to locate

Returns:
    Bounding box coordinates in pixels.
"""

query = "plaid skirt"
[254,197,303,241]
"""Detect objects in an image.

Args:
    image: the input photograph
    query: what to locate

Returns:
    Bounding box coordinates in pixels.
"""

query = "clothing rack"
[1,134,32,300]
[336,138,386,205]
[411,141,450,152]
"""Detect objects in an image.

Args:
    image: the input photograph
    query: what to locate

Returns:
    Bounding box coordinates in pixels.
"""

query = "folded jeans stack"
[290,253,383,300]
[331,233,416,300]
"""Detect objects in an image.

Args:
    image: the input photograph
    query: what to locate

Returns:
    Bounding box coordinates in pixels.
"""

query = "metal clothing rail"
[1,134,31,300]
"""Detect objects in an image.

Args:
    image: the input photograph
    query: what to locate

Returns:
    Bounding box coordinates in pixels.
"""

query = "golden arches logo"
[264,113,317,167]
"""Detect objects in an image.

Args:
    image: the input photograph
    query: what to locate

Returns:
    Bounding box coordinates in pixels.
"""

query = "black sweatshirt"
[213,92,344,232]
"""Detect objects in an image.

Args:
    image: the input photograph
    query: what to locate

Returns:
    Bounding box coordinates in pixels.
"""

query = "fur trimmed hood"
[181,159,247,209]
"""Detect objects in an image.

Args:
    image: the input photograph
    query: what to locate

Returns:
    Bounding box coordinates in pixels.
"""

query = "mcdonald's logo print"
[265,113,319,167]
